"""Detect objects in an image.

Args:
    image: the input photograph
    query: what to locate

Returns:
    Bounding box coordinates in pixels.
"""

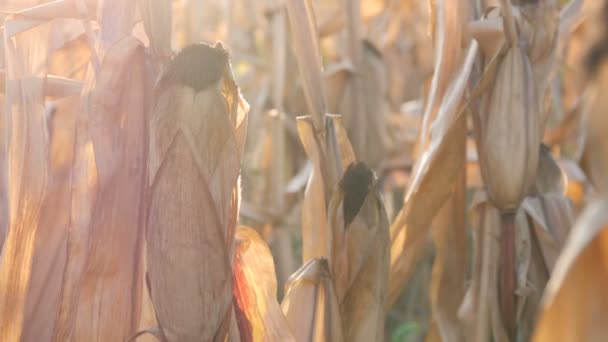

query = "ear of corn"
[147,42,248,341]
[281,258,344,342]
[477,39,540,211]
[327,162,389,341]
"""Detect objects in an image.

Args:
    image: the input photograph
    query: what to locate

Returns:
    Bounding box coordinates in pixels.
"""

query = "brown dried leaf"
[233,226,295,342]
[281,258,344,342]
[147,43,248,341]
[534,198,608,342]
[388,39,477,306]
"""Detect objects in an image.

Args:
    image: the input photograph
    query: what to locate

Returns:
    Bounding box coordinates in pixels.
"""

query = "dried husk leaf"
[147,42,248,342]
[53,36,148,342]
[521,193,573,271]
[327,162,389,341]
[23,96,77,342]
[533,198,608,342]
[232,226,295,342]
[0,20,51,342]
[281,258,344,342]
[478,42,540,211]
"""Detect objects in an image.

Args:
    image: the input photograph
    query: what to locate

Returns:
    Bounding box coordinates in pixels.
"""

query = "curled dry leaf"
[147,42,248,342]
[533,198,608,342]
[327,162,389,341]
[281,258,344,342]
[53,36,148,342]
[232,226,295,342]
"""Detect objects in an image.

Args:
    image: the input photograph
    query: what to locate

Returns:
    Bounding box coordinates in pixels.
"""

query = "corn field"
[0,0,606,341]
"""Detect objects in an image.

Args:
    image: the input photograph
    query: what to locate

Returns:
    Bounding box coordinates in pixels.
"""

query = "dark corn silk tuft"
[158,42,229,91]
[339,162,374,226]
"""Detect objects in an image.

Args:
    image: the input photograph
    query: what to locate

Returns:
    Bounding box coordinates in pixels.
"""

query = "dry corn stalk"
[429,158,466,342]
[232,226,294,341]
[147,42,248,341]
[298,115,355,262]
[458,191,509,342]
[388,0,476,304]
[281,258,344,342]
[327,162,389,341]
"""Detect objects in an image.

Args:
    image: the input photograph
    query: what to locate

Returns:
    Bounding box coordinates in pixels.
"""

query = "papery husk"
[232,226,295,342]
[23,96,78,342]
[533,198,608,342]
[458,191,509,342]
[477,41,540,211]
[327,162,389,341]
[281,258,345,342]
[298,115,355,263]
[147,42,248,342]
[52,36,148,342]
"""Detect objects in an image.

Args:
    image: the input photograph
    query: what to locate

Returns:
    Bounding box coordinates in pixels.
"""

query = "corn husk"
[23,97,78,342]
[147,42,248,341]
[476,40,540,211]
[0,19,51,341]
[327,162,389,341]
[533,198,608,342]
[232,226,294,341]
[281,258,344,342]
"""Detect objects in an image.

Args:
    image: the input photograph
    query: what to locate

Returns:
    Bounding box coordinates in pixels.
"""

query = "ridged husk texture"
[146,42,248,342]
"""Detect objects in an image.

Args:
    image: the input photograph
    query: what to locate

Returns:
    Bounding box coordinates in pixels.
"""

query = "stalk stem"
[500,212,516,339]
